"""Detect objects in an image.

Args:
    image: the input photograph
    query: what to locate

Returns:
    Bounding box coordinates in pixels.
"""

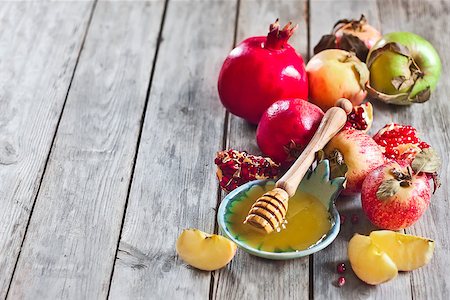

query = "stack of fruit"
[176,16,443,284]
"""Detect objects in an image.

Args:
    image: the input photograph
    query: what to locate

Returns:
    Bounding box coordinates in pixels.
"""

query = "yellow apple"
[348,233,398,285]
[370,230,434,271]
[176,229,237,271]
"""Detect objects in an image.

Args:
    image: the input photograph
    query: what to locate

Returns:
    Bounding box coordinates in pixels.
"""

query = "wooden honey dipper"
[243,99,353,233]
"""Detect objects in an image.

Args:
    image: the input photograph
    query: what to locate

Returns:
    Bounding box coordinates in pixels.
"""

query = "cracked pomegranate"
[215,149,280,192]
[256,99,324,165]
[373,123,429,163]
[345,102,373,132]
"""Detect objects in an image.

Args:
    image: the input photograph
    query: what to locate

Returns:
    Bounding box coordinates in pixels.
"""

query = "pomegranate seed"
[215,149,280,192]
[351,214,359,224]
[345,104,371,131]
[373,123,430,162]
[340,214,346,225]
[337,263,346,274]
[337,276,346,287]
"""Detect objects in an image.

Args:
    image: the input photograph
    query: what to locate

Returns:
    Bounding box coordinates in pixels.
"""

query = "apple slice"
[176,229,237,271]
[370,230,435,271]
[348,233,398,285]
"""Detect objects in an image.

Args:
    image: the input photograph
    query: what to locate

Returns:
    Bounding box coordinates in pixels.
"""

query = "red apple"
[323,128,385,194]
[361,161,431,230]
[306,49,369,111]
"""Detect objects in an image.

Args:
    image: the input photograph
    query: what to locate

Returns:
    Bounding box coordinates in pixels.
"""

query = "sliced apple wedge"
[370,230,435,271]
[348,233,398,285]
[176,229,237,271]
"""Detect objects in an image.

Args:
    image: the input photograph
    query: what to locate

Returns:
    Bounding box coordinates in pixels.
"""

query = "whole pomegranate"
[334,15,381,50]
[323,128,384,194]
[218,20,308,124]
[361,161,431,230]
[306,49,369,112]
[373,123,429,163]
[256,99,324,165]
[314,15,382,61]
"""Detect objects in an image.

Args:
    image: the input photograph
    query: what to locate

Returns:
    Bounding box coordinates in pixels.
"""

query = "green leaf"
[376,179,400,200]
[411,148,441,173]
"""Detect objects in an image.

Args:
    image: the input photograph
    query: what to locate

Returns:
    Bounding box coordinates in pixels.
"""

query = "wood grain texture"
[376,1,450,299]
[108,1,237,299]
[212,1,311,299]
[310,1,412,299]
[0,2,93,298]
[7,1,165,298]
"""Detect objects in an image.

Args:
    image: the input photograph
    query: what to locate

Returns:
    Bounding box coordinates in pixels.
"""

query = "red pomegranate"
[314,15,381,61]
[361,161,431,230]
[344,102,373,132]
[373,123,430,163]
[218,20,308,124]
[323,128,385,194]
[256,99,324,165]
[215,149,280,192]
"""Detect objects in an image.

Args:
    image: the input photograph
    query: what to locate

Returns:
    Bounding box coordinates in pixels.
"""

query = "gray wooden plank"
[375,1,450,299]
[213,1,310,299]
[310,1,413,299]
[0,2,93,298]
[108,1,237,299]
[7,1,165,298]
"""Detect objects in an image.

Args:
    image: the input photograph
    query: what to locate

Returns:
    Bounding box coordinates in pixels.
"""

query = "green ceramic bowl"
[217,159,345,260]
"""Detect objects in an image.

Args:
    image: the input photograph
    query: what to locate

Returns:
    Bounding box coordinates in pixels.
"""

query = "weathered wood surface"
[0,0,449,299]
[108,1,237,299]
[0,2,94,298]
[377,1,450,299]
[310,1,411,299]
[213,1,311,299]
[7,1,165,298]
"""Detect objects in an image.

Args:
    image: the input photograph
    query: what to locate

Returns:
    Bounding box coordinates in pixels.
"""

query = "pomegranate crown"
[266,19,297,50]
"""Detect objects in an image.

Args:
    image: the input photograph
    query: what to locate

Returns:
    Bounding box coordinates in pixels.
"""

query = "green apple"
[367,32,441,105]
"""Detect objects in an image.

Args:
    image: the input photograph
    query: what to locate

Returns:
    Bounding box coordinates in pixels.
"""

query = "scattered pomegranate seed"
[351,214,359,224]
[346,107,368,130]
[340,214,346,225]
[337,276,346,287]
[337,263,346,274]
[373,123,430,162]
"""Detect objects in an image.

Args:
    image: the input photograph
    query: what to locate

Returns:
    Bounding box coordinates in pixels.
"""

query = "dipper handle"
[244,99,352,233]
[275,99,351,196]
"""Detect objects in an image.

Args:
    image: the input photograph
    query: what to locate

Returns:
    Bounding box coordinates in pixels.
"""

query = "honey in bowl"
[225,182,333,252]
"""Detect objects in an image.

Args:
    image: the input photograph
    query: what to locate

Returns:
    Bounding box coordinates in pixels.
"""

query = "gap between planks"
[208,0,240,297]
[4,1,98,298]
[105,0,170,297]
